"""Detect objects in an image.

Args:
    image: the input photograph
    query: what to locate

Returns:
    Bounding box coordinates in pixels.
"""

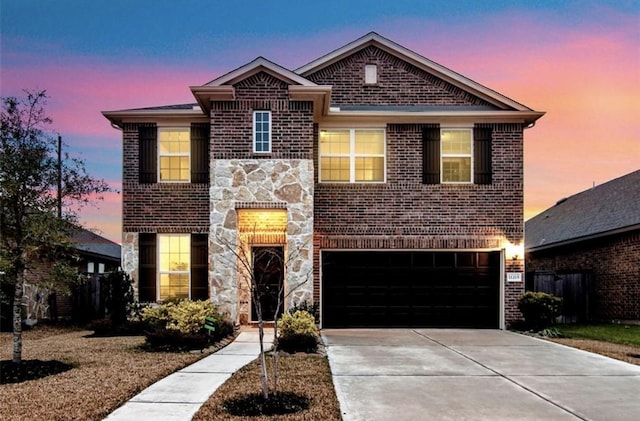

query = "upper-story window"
[138,123,209,184]
[423,126,492,185]
[319,129,385,183]
[441,129,472,183]
[254,111,271,153]
[158,128,190,182]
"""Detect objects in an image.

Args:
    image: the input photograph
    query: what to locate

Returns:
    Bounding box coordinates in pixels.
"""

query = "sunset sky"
[2,0,638,243]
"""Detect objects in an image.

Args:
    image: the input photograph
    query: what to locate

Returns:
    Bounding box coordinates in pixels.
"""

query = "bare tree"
[216,228,311,398]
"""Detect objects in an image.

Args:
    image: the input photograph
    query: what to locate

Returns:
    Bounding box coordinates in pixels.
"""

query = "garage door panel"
[323,251,499,328]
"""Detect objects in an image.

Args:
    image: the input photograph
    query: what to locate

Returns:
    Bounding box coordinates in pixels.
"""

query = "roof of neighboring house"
[526,169,640,252]
[72,229,121,262]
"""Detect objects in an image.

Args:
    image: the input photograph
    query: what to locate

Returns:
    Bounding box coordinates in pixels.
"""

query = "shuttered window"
[422,126,492,185]
[190,123,210,183]
[137,233,209,301]
[139,125,157,184]
[138,123,209,184]
[138,233,157,302]
[473,127,492,185]
[190,234,209,300]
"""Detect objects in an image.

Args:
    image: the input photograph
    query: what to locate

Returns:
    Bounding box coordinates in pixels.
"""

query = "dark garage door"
[322,251,500,328]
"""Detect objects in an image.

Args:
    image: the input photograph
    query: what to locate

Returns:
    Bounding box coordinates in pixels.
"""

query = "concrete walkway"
[323,329,640,421]
[105,331,273,421]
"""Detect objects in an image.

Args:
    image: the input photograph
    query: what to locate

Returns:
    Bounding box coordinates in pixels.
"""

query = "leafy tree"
[0,90,109,362]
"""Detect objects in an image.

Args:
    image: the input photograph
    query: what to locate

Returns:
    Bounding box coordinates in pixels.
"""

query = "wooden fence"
[525,271,593,323]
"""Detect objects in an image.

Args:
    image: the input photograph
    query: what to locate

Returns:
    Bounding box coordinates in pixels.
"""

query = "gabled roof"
[296,32,535,113]
[526,170,640,252]
[72,228,121,261]
[190,56,331,115]
[104,32,544,126]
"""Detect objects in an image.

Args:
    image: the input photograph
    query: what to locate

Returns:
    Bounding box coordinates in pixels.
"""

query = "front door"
[251,246,284,321]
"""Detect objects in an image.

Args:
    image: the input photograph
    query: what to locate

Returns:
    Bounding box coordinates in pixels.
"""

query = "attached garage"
[322,251,500,328]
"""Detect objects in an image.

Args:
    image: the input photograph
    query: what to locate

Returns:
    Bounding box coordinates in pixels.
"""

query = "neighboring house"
[23,228,122,320]
[526,170,640,322]
[103,32,543,329]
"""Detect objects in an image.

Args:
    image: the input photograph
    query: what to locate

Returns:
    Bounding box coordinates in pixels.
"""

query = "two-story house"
[103,32,543,329]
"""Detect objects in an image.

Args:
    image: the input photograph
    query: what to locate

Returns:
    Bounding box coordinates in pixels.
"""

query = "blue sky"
[2,0,639,242]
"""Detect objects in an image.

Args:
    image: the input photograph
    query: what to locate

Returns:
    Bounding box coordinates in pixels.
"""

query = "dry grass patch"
[548,338,640,366]
[0,325,230,421]
[193,353,341,420]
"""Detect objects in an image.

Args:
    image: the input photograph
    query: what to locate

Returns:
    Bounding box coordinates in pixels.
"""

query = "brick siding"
[527,230,640,321]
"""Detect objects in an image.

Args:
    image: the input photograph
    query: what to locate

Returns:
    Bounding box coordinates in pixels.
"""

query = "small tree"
[217,229,311,399]
[0,90,109,362]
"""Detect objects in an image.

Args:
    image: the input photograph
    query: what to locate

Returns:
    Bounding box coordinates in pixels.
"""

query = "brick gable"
[305,46,494,107]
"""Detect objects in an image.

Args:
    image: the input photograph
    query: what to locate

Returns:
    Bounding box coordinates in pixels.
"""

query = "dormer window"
[253,111,271,153]
[365,64,377,84]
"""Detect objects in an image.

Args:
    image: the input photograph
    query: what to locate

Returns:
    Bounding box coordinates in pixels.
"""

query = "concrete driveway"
[322,329,640,421]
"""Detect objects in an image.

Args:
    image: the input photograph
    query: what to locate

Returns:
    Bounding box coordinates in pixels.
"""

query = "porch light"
[505,242,524,261]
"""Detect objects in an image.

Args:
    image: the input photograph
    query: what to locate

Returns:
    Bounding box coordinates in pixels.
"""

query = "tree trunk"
[258,317,269,399]
[272,320,279,393]
[12,271,25,363]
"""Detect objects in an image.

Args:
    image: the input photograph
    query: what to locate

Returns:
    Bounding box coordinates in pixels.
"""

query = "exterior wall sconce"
[505,242,524,261]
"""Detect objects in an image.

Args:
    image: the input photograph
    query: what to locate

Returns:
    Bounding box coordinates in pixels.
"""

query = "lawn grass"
[555,323,640,347]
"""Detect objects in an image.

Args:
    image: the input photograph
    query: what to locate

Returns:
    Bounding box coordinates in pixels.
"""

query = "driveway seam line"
[412,330,588,421]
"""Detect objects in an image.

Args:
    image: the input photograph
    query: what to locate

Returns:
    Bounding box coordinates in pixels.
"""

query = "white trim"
[206,57,317,87]
[157,127,191,183]
[440,128,473,184]
[318,128,386,183]
[157,234,192,301]
[253,111,272,153]
[500,249,506,329]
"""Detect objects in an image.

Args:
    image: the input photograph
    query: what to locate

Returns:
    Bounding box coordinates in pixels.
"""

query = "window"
[422,126,492,185]
[87,262,95,273]
[158,128,190,182]
[98,263,105,274]
[254,111,271,153]
[158,234,190,300]
[319,129,385,182]
[138,233,208,302]
[441,129,472,183]
[365,64,377,84]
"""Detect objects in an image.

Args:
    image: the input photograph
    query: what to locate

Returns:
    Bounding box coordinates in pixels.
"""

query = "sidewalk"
[105,330,274,421]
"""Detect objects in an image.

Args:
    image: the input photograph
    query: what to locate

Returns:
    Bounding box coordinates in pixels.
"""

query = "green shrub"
[140,299,233,350]
[289,300,319,323]
[143,329,210,352]
[277,310,318,353]
[518,291,562,331]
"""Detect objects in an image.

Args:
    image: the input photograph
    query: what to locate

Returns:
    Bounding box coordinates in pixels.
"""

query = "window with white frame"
[441,128,473,183]
[158,234,190,300]
[158,128,190,182]
[253,111,271,153]
[319,129,385,182]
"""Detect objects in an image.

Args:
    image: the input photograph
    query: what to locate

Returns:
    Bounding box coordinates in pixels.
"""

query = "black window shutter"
[139,125,157,184]
[190,234,209,300]
[191,123,210,184]
[422,127,440,184]
[138,233,157,302]
[474,127,492,184]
